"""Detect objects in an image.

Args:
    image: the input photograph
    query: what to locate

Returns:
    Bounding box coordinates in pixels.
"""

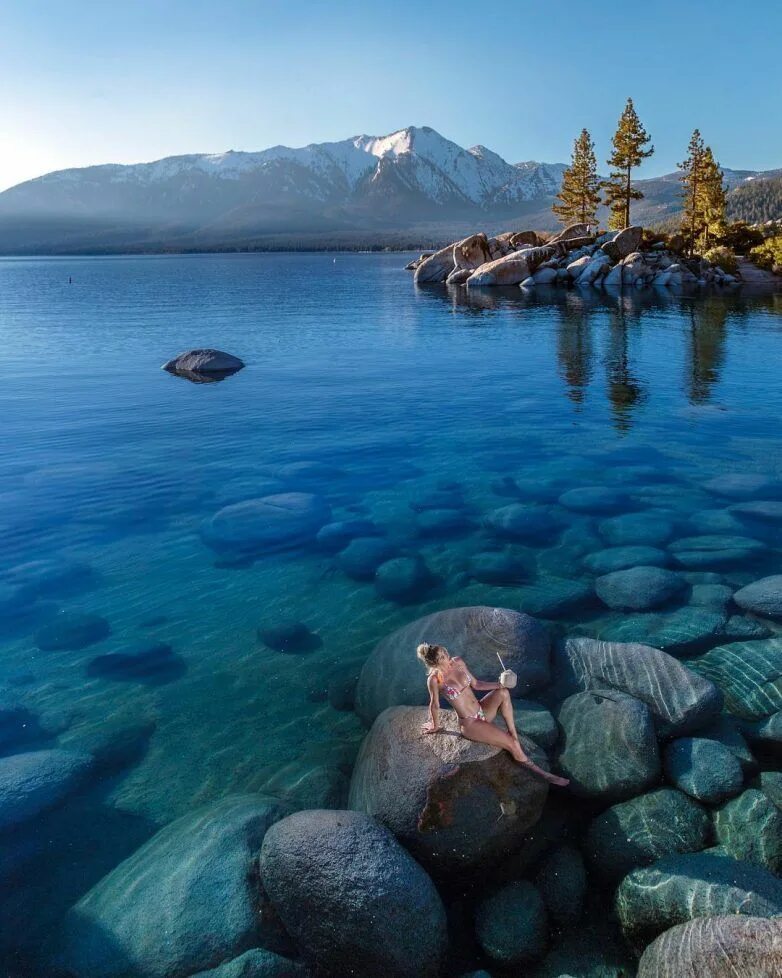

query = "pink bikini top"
[432,657,474,701]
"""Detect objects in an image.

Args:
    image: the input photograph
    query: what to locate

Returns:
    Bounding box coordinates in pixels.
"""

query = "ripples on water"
[1,253,781,974]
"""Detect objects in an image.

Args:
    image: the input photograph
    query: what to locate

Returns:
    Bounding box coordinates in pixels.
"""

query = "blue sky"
[2,0,781,190]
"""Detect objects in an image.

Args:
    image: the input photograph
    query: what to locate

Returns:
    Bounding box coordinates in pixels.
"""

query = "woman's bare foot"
[511,745,569,787]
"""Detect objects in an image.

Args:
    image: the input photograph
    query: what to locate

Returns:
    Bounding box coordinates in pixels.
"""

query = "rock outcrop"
[355,606,551,725]
[637,915,782,978]
[259,809,448,978]
[56,795,285,978]
[552,637,722,736]
[348,706,548,872]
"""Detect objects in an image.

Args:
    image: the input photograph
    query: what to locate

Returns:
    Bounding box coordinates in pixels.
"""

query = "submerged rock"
[586,788,709,883]
[558,486,628,514]
[669,534,766,569]
[355,606,551,724]
[535,844,586,927]
[552,637,722,736]
[637,915,782,978]
[190,948,310,978]
[201,493,331,557]
[34,611,110,651]
[595,566,688,611]
[704,473,782,499]
[714,788,782,874]
[0,748,93,831]
[598,607,728,657]
[733,575,782,619]
[257,621,321,654]
[315,519,379,552]
[584,545,668,574]
[616,849,782,951]
[691,638,782,720]
[556,689,660,801]
[348,706,548,873]
[598,512,676,547]
[662,737,743,804]
[374,555,434,603]
[56,795,285,978]
[484,503,562,543]
[86,641,186,684]
[4,557,95,598]
[336,536,396,580]
[515,578,595,618]
[475,880,548,966]
[512,699,558,748]
[260,809,447,978]
[468,550,530,585]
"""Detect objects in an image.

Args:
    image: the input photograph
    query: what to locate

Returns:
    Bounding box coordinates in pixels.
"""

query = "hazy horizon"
[2,0,781,192]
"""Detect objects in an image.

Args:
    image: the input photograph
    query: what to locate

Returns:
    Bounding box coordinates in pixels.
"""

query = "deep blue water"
[1,252,782,972]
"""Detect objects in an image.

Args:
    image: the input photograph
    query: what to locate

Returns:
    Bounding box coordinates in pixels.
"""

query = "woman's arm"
[471,677,502,691]
[422,674,442,733]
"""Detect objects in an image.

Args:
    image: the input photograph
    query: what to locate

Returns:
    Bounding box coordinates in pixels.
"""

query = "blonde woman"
[417,642,568,787]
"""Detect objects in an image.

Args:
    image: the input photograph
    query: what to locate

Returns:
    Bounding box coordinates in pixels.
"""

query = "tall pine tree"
[679,129,706,253]
[553,129,601,227]
[700,147,726,250]
[679,131,727,253]
[602,98,654,230]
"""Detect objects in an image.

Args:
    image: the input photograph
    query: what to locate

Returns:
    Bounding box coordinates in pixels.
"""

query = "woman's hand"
[421,720,441,734]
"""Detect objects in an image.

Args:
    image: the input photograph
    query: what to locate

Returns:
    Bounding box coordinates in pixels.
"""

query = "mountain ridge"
[0,125,778,254]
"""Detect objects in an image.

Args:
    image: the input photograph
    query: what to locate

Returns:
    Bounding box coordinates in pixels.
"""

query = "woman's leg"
[460,716,570,788]
[480,687,520,742]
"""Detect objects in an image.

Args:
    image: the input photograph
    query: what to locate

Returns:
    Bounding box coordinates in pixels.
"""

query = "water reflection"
[420,284,782,429]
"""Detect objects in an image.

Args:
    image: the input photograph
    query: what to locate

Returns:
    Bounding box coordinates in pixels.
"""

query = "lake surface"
[1,252,782,975]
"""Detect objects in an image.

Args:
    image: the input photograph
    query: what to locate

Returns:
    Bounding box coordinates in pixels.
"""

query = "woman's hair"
[416,642,446,669]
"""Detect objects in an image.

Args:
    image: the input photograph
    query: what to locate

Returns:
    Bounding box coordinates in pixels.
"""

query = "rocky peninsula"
[406,222,780,291]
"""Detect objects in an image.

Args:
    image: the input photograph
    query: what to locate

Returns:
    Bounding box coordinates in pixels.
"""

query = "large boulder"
[598,607,729,657]
[555,689,659,800]
[553,637,722,736]
[584,546,669,574]
[163,349,244,375]
[0,749,93,831]
[348,706,548,873]
[452,233,491,272]
[514,578,595,618]
[474,881,548,966]
[355,606,551,725]
[466,251,532,287]
[559,486,628,514]
[733,575,782,619]
[595,566,688,611]
[662,737,743,804]
[714,788,782,874]
[601,226,643,260]
[56,795,285,978]
[414,241,457,284]
[704,473,782,500]
[585,788,709,883]
[190,949,310,978]
[259,809,447,978]
[690,638,782,720]
[200,493,331,557]
[616,849,782,951]
[549,222,592,245]
[637,915,782,978]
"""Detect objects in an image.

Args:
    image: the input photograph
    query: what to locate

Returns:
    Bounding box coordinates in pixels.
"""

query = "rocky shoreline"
[14,602,778,978]
[406,223,769,291]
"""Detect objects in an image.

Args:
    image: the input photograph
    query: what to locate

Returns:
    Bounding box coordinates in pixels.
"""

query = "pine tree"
[679,129,706,254]
[700,147,726,250]
[602,98,654,230]
[679,132,727,254]
[553,129,601,227]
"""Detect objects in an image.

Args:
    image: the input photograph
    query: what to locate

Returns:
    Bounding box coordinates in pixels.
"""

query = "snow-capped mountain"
[0,126,777,253]
[0,126,568,252]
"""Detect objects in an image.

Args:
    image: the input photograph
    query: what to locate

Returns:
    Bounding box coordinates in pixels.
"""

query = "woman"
[416,642,569,787]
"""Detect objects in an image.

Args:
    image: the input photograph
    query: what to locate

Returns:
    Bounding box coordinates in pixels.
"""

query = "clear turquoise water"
[1,253,782,971]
